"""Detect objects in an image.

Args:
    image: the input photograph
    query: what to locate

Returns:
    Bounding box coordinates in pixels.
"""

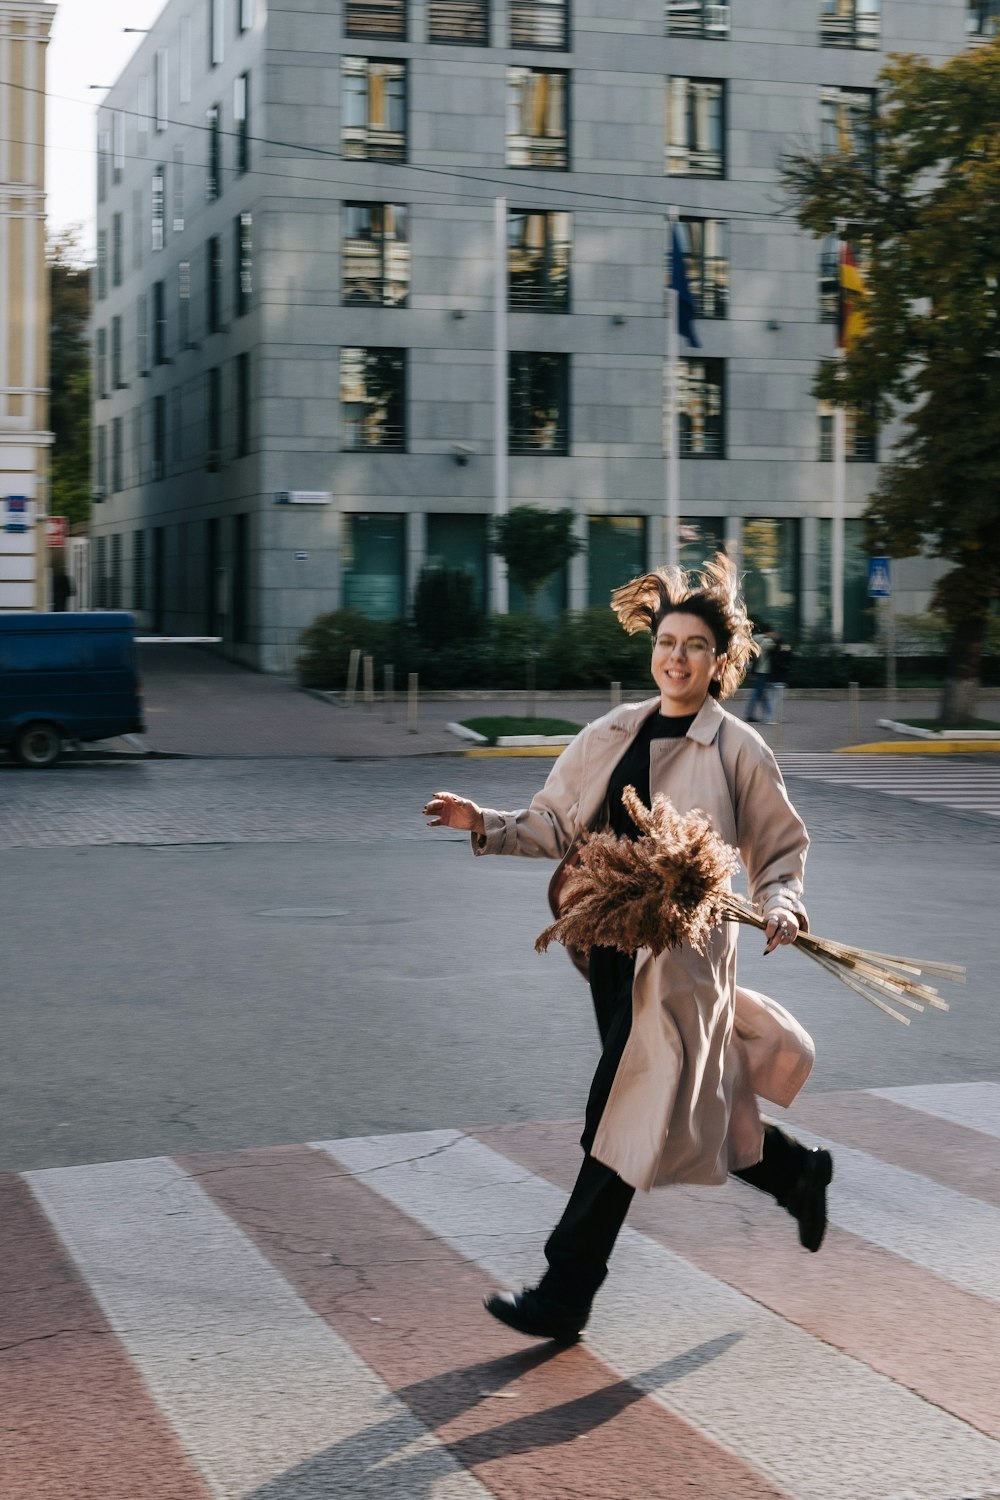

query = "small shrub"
[296,609,392,689]
[413,566,481,651]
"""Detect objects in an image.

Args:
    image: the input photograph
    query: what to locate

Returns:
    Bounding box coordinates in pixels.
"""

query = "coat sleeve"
[730,734,810,928]
[471,723,590,860]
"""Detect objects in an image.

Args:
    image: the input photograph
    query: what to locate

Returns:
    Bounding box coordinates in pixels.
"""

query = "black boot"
[782,1147,834,1253]
[484,1285,590,1344]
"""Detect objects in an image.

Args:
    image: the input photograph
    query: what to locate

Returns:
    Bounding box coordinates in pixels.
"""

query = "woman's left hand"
[764,909,800,955]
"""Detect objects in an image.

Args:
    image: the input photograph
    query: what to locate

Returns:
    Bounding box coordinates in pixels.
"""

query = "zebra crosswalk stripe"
[777,753,1000,818]
[5,1082,1000,1500]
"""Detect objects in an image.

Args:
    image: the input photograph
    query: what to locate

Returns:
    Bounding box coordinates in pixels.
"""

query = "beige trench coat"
[474,695,815,1192]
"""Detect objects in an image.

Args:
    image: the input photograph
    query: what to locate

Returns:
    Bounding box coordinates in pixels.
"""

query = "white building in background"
[89,0,982,672]
[0,0,54,611]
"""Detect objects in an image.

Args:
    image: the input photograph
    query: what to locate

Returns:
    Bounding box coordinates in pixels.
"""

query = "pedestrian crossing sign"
[868,556,892,597]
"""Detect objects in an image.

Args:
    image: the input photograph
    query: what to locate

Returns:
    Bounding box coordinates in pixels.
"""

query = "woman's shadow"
[243,1331,744,1498]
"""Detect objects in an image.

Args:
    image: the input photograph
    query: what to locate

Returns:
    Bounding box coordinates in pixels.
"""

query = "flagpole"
[666,208,679,570]
[832,219,847,644]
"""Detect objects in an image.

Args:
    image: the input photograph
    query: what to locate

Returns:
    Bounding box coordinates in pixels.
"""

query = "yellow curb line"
[465,745,566,757]
[840,741,1000,754]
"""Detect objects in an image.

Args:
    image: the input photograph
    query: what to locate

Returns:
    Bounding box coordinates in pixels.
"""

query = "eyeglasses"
[655,636,715,659]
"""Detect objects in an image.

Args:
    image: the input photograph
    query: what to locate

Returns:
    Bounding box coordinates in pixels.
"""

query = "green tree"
[47,228,92,529]
[782,42,1000,724]
[490,505,581,717]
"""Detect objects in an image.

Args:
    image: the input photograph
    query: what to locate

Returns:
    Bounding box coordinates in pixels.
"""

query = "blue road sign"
[868,556,892,597]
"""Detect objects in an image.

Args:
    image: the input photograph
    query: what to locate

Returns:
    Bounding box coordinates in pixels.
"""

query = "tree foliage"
[490,505,581,608]
[48,228,92,529]
[413,564,480,649]
[782,41,1000,721]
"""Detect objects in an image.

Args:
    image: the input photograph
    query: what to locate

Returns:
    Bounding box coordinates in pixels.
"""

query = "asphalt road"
[2,755,997,1173]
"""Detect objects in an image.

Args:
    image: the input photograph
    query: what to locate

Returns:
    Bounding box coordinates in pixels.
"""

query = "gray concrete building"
[90,0,983,670]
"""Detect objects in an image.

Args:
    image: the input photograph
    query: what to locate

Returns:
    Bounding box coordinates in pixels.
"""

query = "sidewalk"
[90,645,1000,759]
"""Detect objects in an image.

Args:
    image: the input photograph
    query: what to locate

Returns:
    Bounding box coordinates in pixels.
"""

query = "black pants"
[538,948,810,1309]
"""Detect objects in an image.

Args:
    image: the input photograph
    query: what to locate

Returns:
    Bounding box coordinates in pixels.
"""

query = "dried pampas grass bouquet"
[536,787,965,1025]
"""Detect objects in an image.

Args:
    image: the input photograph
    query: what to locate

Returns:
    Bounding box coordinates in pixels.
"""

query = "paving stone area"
[1,755,998,849]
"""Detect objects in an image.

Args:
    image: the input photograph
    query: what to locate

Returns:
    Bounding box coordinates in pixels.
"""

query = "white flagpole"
[666,209,680,570]
[832,220,847,644]
[493,195,509,614]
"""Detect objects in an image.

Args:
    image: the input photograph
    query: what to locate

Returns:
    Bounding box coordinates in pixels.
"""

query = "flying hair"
[609,553,757,700]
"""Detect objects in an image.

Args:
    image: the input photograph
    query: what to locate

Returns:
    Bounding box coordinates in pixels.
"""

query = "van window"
[0,635,85,672]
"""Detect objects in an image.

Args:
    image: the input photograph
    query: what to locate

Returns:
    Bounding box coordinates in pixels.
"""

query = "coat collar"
[597,694,726,746]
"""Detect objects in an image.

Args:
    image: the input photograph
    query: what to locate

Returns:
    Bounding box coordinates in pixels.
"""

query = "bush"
[413,565,481,650]
[296,609,392,689]
[541,608,651,689]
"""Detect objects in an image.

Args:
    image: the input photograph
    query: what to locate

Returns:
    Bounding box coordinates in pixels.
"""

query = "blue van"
[0,612,144,767]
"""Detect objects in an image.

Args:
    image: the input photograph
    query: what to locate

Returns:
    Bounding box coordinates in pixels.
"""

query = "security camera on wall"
[452,443,473,466]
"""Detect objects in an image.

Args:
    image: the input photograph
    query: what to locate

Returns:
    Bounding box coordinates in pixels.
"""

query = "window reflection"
[819,0,880,48]
[342,58,407,162]
[667,77,725,177]
[508,209,570,310]
[344,203,410,307]
[510,0,568,49]
[428,0,489,44]
[820,87,875,170]
[666,359,725,457]
[673,218,728,318]
[509,352,569,454]
[506,68,568,169]
[341,347,407,451]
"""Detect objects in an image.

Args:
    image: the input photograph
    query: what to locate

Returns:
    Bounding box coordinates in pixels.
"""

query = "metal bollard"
[849,680,860,743]
[610,679,622,709]
[345,648,361,707]
[407,671,419,734]
[363,653,374,711]
[384,663,395,722]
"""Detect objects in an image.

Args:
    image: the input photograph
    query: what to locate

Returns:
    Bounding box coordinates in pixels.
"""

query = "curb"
[841,740,1000,755]
[465,745,567,758]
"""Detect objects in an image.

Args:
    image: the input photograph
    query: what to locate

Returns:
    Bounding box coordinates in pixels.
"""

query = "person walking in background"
[769,631,792,724]
[424,557,831,1346]
[745,623,776,723]
[52,568,74,612]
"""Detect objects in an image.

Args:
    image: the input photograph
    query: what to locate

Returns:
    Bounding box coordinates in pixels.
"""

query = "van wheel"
[13,722,62,769]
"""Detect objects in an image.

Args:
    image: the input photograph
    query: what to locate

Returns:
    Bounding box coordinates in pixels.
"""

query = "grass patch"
[462,715,582,745]
[897,717,1000,731]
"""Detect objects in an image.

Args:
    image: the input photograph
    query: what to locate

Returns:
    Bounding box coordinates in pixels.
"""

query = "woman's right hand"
[424,791,486,836]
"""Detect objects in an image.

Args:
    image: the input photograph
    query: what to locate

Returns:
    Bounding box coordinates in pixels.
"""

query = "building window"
[152,395,167,480]
[179,260,192,348]
[180,16,193,101]
[235,212,252,316]
[111,315,123,388]
[506,68,569,169]
[666,0,730,36]
[667,357,725,457]
[138,76,151,151]
[132,189,143,271]
[817,517,875,641]
[240,0,253,30]
[110,534,122,609]
[818,367,878,461]
[425,514,489,607]
[210,0,225,65]
[113,111,125,180]
[344,0,406,40]
[172,146,185,232]
[153,280,168,365]
[342,58,407,162]
[111,418,123,493]
[96,327,108,399]
[588,516,646,608]
[510,0,568,47]
[172,386,184,464]
[98,128,110,203]
[343,203,410,306]
[134,530,146,611]
[152,167,165,251]
[235,352,250,457]
[155,48,169,130]
[674,218,728,318]
[97,231,108,300]
[137,294,149,376]
[678,516,726,572]
[667,77,725,177]
[341,348,407,451]
[968,1,1000,38]
[820,0,880,48]
[743,518,801,642]
[234,73,250,173]
[821,87,876,171]
[818,233,839,323]
[342,513,406,620]
[509,351,569,454]
[208,236,224,333]
[112,212,124,285]
[132,407,144,487]
[96,426,108,495]
[507,209,570,310]
[428,0,489,44]
[207,367,222,470]
[207,105,222,200]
